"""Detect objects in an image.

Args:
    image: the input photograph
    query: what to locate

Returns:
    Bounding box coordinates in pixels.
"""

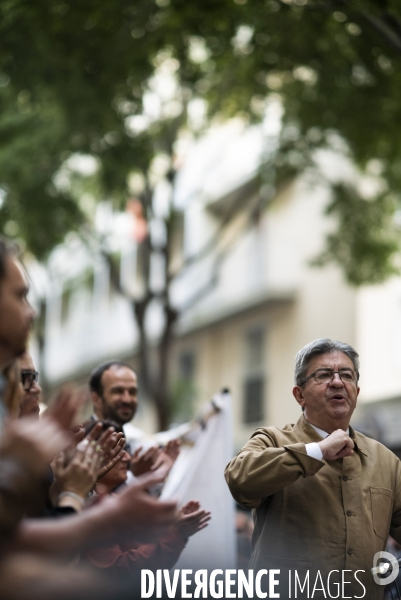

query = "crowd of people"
[0,238,211,599]
[6,224,401,600]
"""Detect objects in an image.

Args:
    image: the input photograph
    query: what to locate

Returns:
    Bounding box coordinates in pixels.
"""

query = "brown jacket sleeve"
[224,429,324,509]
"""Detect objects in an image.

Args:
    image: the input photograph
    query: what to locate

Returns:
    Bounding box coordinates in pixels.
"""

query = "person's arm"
[225,428,355,509]
[13,502,110,556]
[225,430,325,509]
[0,416,71,549]
[0,456,44,543]
[86,506,207,577]
[11,473,178,557]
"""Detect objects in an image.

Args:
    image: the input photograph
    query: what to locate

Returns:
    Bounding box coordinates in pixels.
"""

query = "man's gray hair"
[294,338,359,386]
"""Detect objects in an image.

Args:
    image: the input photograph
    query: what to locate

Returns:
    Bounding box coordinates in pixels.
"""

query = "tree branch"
[358,11,401,53]
[320,0,401,53]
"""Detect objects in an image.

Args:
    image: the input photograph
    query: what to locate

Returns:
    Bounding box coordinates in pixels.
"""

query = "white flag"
[160,391,237,570]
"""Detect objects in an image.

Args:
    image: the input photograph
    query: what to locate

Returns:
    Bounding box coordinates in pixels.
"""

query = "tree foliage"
[314,184,399,285]
[2,0,401,424]
[1,0,401,272]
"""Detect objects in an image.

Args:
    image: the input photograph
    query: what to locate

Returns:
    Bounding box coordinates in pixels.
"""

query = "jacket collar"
[350,427,369,457]
[293,414,326,443]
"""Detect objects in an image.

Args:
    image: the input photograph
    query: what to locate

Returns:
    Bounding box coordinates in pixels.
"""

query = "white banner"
[125,391,237,571]
[160,391,237,571]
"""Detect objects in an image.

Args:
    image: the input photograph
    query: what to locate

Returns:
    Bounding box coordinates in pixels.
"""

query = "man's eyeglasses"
[300,368,359,386]
[21,370,39,392]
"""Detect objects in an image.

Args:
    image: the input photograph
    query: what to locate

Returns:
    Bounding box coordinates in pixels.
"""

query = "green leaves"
[1,0,401,280]
[315,184,400,285]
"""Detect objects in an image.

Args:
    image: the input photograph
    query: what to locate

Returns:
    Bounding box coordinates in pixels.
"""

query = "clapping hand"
[176,500,211,539]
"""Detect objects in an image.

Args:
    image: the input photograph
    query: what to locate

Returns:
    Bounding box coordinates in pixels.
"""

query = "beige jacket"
[225,415,401,600]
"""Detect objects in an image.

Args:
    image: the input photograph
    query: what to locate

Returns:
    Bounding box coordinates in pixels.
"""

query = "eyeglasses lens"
[314,369,356,384]
[21,370,39,391]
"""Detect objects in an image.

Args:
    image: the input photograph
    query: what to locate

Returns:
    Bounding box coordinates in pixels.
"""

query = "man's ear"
[91,391,102,416]
[293,385,306,409]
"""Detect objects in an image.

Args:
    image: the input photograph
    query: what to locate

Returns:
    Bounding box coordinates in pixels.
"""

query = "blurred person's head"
[18,351,41,418]
[0,238,35,368]
[292,338,360,432]
[89,361,138,426]
[3,361,23,416]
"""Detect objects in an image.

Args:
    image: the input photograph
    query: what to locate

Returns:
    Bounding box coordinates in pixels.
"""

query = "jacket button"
[347,548,353,555]
[342,475,349,481]
[346,510,352,516]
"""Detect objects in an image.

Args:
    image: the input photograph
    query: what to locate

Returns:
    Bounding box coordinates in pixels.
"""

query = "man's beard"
[100,397,134,426]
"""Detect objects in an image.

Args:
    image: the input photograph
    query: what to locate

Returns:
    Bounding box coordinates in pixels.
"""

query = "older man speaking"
[225,338,401,600]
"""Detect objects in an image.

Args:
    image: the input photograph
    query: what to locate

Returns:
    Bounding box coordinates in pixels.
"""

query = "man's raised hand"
[318,429,354,460]
[84,424,126,479]
[176,500,211,539]
[130,445,161,477]
[50,439,103,506]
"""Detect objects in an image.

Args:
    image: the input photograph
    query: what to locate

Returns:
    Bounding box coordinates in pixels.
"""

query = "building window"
[244,376,264,424]
[179,350,196,382]
[171,350,197,422]
[243,327,265,424]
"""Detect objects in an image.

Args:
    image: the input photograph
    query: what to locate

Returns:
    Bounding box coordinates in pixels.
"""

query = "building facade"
[31,122,401,451]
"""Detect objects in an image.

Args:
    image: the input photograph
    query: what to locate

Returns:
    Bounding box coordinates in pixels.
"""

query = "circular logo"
[372,551,399,586]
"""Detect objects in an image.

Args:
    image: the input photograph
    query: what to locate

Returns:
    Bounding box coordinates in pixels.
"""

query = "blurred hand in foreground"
[0,417,70,478]
[45,387,85,432]
[101,472,178,543]
[176,500,211,539]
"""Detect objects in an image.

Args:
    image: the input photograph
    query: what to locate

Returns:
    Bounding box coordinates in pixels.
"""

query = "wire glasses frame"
[300,368,359,387]
[21,369,39,392]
